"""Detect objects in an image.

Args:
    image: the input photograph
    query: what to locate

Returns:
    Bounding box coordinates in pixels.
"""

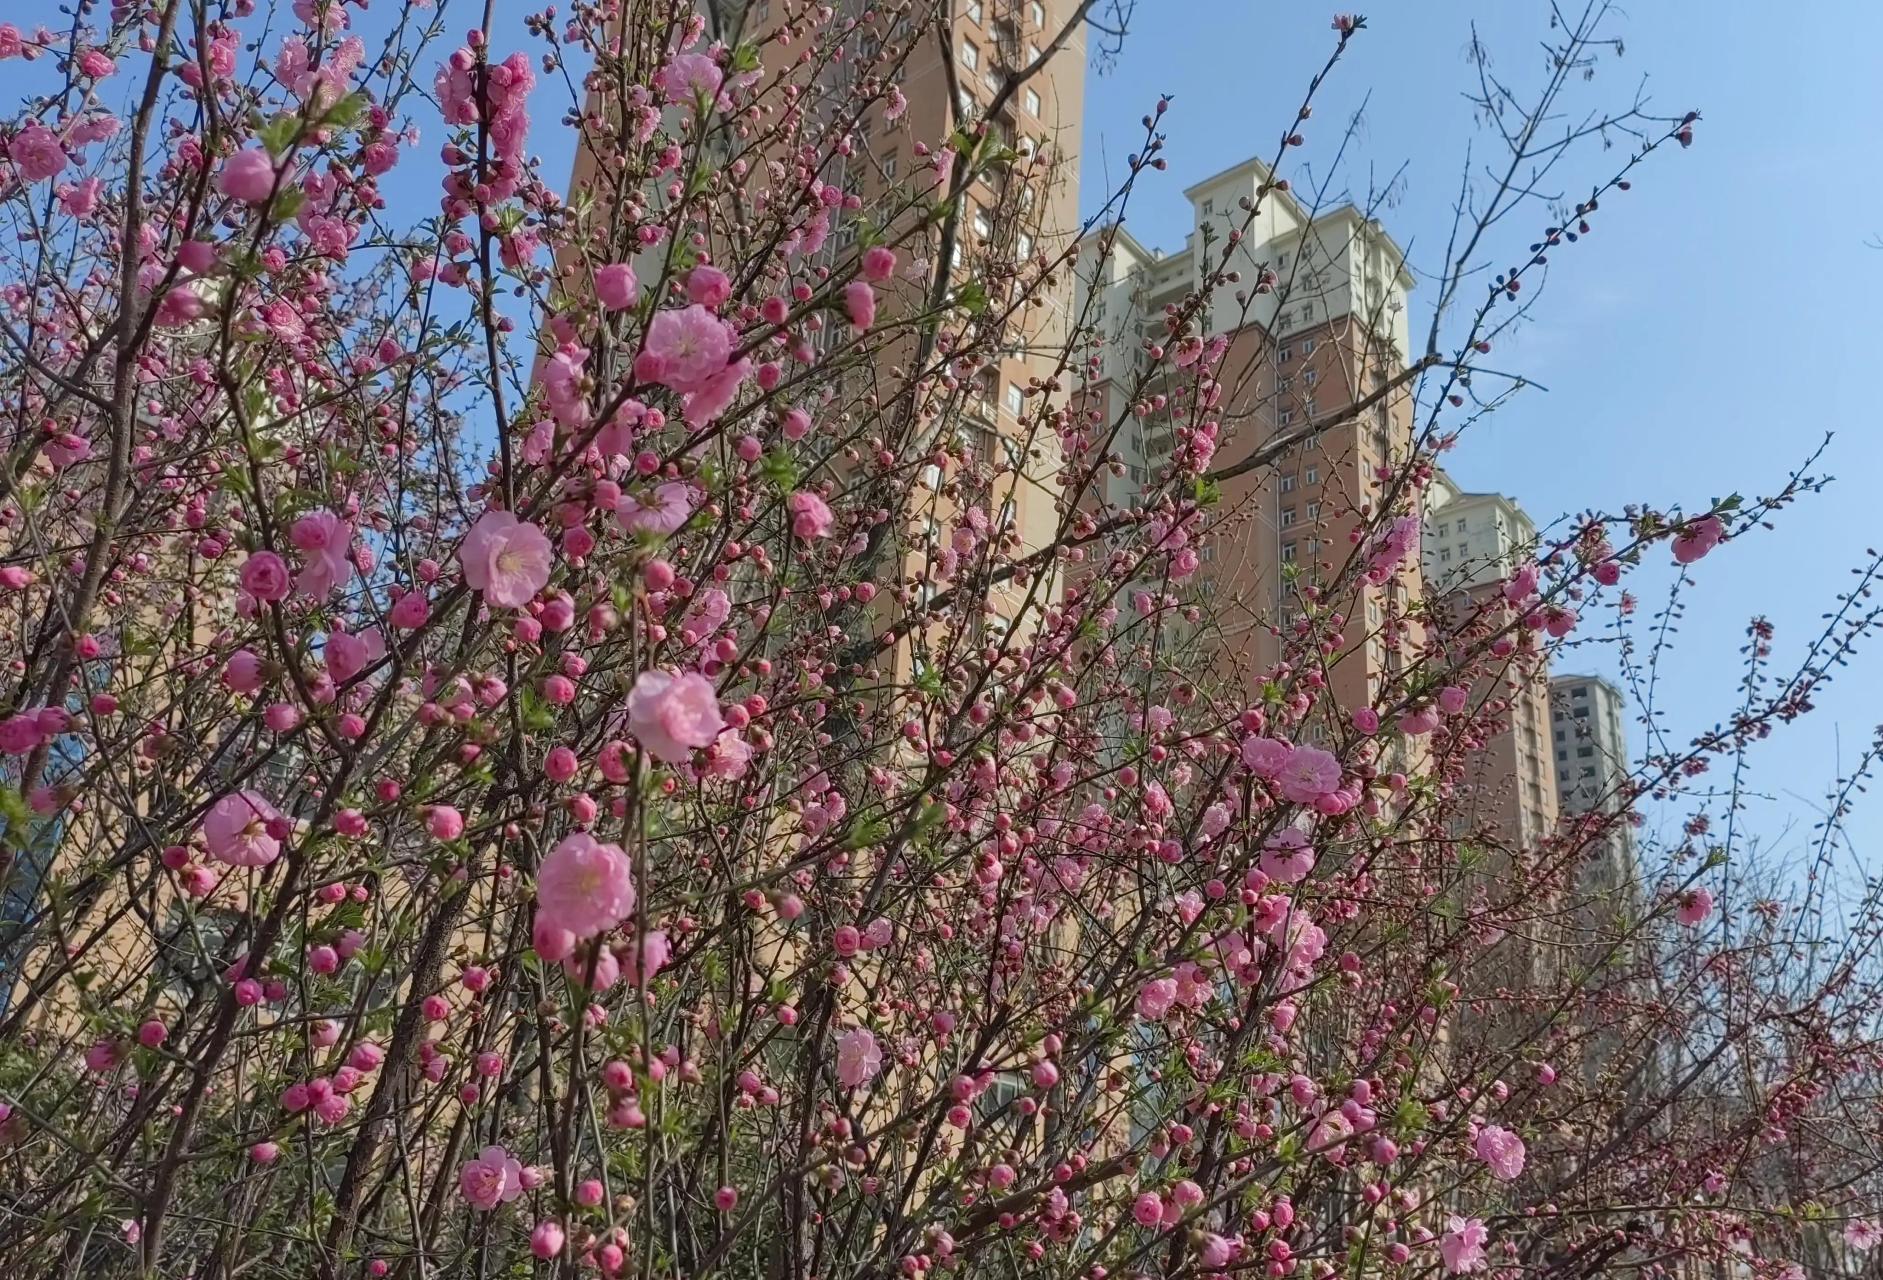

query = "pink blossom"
[203,790,285,867]
[686,265,732,308]
[459,509,554,608]
[1365,515,1420,583]
[1676,886,1714,927]
[1277,745,1341,804]
[8,124,68,182]
[219,148,280,204]
[834,1026,882,1089]
[619,482,696,536]
[57,176,101,218]
[459,1144,524,1210]
[536,832,636,938]
[843,280,877,330]
[532,1221,567,1259]
[682,357,752,425]
[657,52,724,105]
[1473,1124,1526,1180]
[1439,1216,1489,1273]
[239,551,292,603]
[1136,977,1178,1020]
[1240,736,1291,778]
[1259,828,1317,885]
[1502,561,1540,604]
[325,627,385,684]
[1132,1192,1165,1227]
[290,509,354,598]
[627,670,725,764]
[789,491,834,540]
[390,590,430,628]
[596,262,640,310]
[223,649,267,695]
[1845,1220,1882,1252]
[1673,514,1725,565]
[644,305,732,393]
[862,246,898,282]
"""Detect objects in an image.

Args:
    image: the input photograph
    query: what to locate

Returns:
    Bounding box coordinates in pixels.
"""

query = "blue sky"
[1075,2,1883,874]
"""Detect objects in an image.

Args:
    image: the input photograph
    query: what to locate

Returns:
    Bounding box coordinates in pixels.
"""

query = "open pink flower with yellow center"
[536,832,635,938]
[1277,745,1341,804]
[459,1144,524,1210]
[1259,828,1317,885]
[203,790,285,867]
[644,304,732,393]
[627,670,724,764]
[459,509,553,608]
[618,482,695,537]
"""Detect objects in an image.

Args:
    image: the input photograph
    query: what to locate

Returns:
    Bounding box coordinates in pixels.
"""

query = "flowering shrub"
[0,3,1879,1279]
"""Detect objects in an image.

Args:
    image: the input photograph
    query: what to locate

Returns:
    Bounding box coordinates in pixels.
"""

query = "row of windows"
[1278,503,1321,527]
[965,0,1047,28]
[1278,468,1319,492]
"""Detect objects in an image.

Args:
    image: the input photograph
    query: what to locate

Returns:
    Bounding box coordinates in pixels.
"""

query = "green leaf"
[322,90,371,131]
[953,281,989,316]
[259,114,302,158]
[760,448,801,494]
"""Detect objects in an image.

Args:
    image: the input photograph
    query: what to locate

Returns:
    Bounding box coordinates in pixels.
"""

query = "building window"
[965,0,984,20]
[1280,507,1296,528]
[1440,548,1452,563]
[1302,337,1317,355]
[1304,368,1318,387]
[1278,345,1292,363]
[1306,502,1320,519]
[1004,382,1023,415]
[1456,515,1468,530]
[1280,473,1296,493]
[1024,87,1041,116]
[983,64,1001,91]
[1278,410,1294,428]
[1029,0,1045,25]
[882,156,898,179]
[1458,542,1470,558]
[1201,198,1214,216]
[1305,467,1318,485]
[1016,232,1033,259]
[960,41,979,71]
[972,209,991,239]
[1281,542,1297,563]
[1277,310,1293,331]
[1437,523,1449,538]
[1577,746,1595,759]
[1572,686,1588,699]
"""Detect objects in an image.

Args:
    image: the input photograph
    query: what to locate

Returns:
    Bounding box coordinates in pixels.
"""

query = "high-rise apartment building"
[1551,673,1638,893]
[1422,472,1557,852]
[567,1,1089,641]
[1422,470,1536,594]
[1073,158,1419,712]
